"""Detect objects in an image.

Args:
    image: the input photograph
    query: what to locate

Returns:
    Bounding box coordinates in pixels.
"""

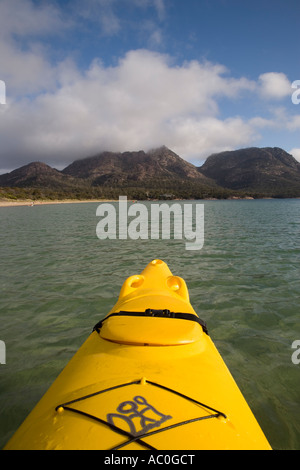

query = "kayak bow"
[4,259,271,450]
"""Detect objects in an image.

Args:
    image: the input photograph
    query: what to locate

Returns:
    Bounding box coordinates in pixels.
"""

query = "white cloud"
[0,49,258,169]
[258,72,292,100]
[290,148,300,162]
[161,116,258,161]
[249,106,300,136]
[0,0,63,39]
[0,0,68,96]
[0,41,57,96]
[287,115,300,131]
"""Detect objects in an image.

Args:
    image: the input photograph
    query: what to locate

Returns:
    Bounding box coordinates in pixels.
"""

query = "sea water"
[0,199,299,449]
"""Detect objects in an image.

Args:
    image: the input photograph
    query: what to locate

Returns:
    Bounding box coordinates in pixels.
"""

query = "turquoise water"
[0,199,299,450]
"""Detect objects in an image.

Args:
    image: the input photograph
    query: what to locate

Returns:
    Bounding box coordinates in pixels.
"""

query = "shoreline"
[1,196,298,207]
[0,199,115,207]
[0,196,255,207]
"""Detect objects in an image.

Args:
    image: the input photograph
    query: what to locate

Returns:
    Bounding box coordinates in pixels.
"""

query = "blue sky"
[0,0,299,173]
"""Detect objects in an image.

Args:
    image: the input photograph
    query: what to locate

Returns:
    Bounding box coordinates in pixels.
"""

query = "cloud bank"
[0,0,299,172]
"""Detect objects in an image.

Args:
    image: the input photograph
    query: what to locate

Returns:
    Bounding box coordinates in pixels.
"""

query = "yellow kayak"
[4,259,271,450]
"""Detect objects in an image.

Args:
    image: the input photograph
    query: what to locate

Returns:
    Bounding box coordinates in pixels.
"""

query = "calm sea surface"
[0,199,299,450]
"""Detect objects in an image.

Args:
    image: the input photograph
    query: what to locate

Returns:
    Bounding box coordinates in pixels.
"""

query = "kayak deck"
[4,259,271,450]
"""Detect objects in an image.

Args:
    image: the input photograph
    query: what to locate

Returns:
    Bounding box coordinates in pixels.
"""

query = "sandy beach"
[0,197,258,207]
[0,199,115,207]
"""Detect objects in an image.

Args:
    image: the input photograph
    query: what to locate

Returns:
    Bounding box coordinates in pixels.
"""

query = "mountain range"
[1,146,300,200]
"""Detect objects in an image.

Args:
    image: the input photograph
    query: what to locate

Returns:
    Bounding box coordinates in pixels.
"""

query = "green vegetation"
[1,181,292,202]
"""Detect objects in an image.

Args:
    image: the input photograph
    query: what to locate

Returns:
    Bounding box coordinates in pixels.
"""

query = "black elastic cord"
[111,414,221,450]
[93,309,208,335]
[55,380,140,409]
[146,380,226,418]
[55,378,226,450]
